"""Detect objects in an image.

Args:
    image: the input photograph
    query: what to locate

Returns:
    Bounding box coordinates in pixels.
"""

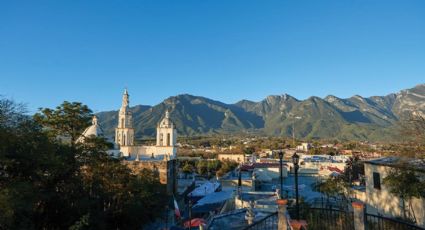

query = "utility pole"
[289,114,301,147]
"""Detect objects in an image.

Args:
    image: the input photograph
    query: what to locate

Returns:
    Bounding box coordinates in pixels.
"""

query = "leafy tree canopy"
[0,98,166,230]
[34,101,93,144]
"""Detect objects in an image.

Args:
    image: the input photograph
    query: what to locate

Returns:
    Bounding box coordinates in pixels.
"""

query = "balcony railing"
[242,207,425,230]
[365,213,424,230]
[243,212,279,230]
[303,208,354,230]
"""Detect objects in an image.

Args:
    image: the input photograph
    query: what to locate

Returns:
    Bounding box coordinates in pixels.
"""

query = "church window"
[123,134,126,146]
[121,118,124,128]
[167,133,171,146]
[159,134,164,146]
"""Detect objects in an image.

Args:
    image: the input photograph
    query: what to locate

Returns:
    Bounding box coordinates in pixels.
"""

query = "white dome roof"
[159,110,174,128]
[77,116,104,143]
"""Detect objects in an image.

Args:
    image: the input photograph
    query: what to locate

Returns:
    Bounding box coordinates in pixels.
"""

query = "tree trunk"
[408,199,417,223]
[402,198,406,219]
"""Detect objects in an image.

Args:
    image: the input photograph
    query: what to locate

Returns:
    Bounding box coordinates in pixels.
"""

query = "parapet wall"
[124,159,178,195]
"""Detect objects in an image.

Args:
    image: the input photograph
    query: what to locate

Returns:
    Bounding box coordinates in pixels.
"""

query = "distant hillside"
[97,84,425,141]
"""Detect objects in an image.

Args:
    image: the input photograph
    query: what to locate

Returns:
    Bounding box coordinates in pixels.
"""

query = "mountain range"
[97,84,425,141]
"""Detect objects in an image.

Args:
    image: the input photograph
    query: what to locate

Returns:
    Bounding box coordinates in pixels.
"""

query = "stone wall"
[218,153,246,163]
[124,159,178,195]
[120,145,177,158]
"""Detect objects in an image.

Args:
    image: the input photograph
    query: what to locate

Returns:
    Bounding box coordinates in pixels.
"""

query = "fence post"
[352,202,365,230]
[277,199,288,230]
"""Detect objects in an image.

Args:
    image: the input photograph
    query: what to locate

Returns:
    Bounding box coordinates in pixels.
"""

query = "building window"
[167,133,171,146]
[121,118,124,128]
[159,134,163,146]
[373,172,381,190]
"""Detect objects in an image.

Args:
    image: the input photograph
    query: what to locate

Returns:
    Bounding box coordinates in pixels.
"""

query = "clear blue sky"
[1,0,424,113]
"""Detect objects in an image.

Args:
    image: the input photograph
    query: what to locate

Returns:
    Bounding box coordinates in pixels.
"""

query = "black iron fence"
[304,208,354,230]
[243,208,353,230]
[242,207,425,230]
[365,213,425,230]
[243,212,279,230]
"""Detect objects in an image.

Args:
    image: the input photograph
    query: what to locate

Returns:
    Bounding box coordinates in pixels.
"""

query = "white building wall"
[365,163,425,227]
[218,154,245,163]
[119,145,177,159]
[156,127,176,147]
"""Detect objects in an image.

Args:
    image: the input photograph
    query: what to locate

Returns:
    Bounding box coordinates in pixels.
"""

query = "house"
[217,153,246,163]
[296,143,312,152]
[364,157,425,227]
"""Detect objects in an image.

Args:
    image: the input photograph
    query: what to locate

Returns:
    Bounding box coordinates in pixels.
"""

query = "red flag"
[173,196,181,218]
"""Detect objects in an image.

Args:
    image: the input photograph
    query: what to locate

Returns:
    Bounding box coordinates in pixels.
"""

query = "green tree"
[182,162,193,174]
[343,156,364,185]
[243,146,255,155]
[0,98,83,229]
[207,160,221,171]
[0,99,167,229]
[379,112,425,223]
[34,101,92,144]
[196,160,208,175]
[312,176,348,208]
[216,160,238,178]
[80,152,167,229]
[383,163,424,222]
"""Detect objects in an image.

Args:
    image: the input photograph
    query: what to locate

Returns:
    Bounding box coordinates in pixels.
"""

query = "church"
[78,89,178,194]
[114,89,178,160]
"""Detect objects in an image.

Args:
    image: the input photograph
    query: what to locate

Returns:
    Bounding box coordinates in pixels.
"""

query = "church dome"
[158,110,174,128]
[77,116,104,143]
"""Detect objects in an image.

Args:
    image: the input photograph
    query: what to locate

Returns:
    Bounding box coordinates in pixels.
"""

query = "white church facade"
[77,89,179,194]
[114,89,177,160]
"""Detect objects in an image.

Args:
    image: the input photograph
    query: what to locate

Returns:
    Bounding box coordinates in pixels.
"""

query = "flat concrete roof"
[365,157,425,172]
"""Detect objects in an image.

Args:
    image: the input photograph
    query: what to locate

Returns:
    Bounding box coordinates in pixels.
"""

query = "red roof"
[327,166,344,174]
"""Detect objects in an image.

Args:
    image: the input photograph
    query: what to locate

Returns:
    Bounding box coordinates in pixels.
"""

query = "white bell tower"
[115,89,135,146]
[156,110,177,147]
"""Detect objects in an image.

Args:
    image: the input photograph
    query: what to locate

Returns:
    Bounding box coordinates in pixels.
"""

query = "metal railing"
[237,207,425,230]
[243,212,279,230]
[243,208,352,230]
[304,208,354,230]
[365,213,425,230]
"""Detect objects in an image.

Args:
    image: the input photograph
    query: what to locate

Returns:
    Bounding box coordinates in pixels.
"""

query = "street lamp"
[292,152,300,220]
[238,165,242,196]
[278,150,284,199]
[347,157,353,186]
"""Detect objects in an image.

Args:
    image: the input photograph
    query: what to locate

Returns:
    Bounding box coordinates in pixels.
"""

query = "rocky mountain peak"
[97,84,425,141]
